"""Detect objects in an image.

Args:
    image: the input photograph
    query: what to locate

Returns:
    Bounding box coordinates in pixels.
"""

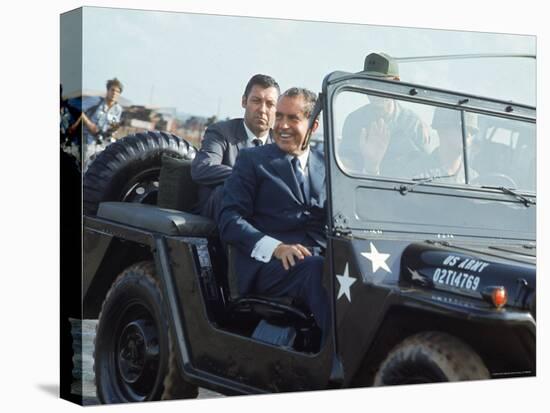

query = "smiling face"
[273,94,318,156]
[242,85,278,137]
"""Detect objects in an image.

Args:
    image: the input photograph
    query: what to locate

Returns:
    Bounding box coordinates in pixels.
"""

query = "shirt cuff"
[251,236,282,263]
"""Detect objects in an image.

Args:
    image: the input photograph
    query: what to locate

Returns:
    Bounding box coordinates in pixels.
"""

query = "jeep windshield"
[334,89,535,192]
[323,74,536,240]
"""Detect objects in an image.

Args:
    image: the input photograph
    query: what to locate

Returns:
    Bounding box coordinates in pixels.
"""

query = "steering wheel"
[475,172,518,188]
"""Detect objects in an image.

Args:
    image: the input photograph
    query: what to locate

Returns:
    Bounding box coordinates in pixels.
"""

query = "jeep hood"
[400,240,536,309]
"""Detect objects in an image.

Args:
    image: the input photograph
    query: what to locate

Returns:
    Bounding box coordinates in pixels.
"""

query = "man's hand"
[359,118,391,174]
[82,113,98,134]
[67,113,83,135]
[273,243,312,270]
[421,121,431,145]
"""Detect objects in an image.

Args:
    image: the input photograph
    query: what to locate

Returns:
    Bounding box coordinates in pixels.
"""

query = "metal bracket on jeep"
[332,212,352,236]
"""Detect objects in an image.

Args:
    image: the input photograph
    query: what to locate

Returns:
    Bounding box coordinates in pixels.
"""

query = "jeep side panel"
[330,237,535,385]
[83,216,335,394]
[162,236,334,393]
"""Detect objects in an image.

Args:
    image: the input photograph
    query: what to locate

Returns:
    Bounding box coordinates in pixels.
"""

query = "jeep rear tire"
[374,331,490,385]
[83,131,195,216]
[94,261,198,403]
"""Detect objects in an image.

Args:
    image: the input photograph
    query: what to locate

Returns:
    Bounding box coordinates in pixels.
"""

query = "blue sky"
[61,7,535,118]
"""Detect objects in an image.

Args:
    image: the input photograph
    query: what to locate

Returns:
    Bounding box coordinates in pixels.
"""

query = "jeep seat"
[152,155,316,329]
[224,245,315,326]
[97,202,217,237]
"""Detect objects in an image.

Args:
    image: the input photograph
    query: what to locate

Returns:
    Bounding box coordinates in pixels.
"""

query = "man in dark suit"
[191,74,280,219]
[219,87,329,340]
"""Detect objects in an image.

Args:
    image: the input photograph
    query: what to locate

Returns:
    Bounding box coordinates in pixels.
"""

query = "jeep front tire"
[94,261,198,403]
[374,331,490,385]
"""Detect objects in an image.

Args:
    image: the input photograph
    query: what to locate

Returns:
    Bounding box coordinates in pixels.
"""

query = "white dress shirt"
[243,121,269,145]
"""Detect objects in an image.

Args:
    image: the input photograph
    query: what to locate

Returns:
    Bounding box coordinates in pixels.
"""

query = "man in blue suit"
[219,87,329,340]
[191,74,280,220]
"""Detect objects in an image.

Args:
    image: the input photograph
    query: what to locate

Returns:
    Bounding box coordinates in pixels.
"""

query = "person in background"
[414,108,479,184]
[70,78,124,165]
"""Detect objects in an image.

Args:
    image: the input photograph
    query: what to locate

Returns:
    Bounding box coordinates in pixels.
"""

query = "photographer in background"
[70,78,124,166]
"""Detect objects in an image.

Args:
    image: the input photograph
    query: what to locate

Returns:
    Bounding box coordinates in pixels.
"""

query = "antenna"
[301,94,323,151]
[393,53,535,63]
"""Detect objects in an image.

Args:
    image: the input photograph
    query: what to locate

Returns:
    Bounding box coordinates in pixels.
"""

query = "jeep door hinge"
[332,212,352,237]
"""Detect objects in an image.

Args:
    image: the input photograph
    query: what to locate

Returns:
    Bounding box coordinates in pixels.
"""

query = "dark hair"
[106,78,124,93]
[243,74,280,99]
[280,87,317,118]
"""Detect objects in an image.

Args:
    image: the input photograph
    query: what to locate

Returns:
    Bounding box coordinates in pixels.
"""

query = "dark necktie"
[291,157,307,202]
[251,138,263,147]
[292,158,325,248]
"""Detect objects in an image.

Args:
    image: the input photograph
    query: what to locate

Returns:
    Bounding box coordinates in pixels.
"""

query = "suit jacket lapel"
[234,119,248,150]
[269,147,304,204]
[307,149,325,205]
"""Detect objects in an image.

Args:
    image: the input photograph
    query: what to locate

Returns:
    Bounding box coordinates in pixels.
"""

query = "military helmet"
[364,52,399,78]
[432,107,479,133]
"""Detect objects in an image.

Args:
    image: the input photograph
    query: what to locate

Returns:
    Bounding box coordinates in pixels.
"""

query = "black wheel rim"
[120,168,160,205]
[110,303,162,401]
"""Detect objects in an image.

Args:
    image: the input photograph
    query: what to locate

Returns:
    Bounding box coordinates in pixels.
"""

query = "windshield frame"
[322,71,536,241]
[329,76,535,192]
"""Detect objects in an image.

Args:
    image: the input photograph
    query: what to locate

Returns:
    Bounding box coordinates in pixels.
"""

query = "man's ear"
[311,118,320,133]
[241,95,247,109]
[302,118,320,151]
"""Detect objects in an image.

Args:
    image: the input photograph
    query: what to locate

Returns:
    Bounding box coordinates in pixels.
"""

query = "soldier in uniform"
[414,108,479,184]
[339,52,430,176]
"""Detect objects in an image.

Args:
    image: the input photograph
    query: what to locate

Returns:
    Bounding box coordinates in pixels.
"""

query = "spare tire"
[83,131,195,216]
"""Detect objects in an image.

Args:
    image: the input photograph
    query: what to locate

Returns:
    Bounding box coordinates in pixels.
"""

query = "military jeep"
[80,60,536,403]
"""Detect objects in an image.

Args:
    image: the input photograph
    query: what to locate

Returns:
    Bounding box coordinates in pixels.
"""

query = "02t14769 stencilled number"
[433,268,480,291]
